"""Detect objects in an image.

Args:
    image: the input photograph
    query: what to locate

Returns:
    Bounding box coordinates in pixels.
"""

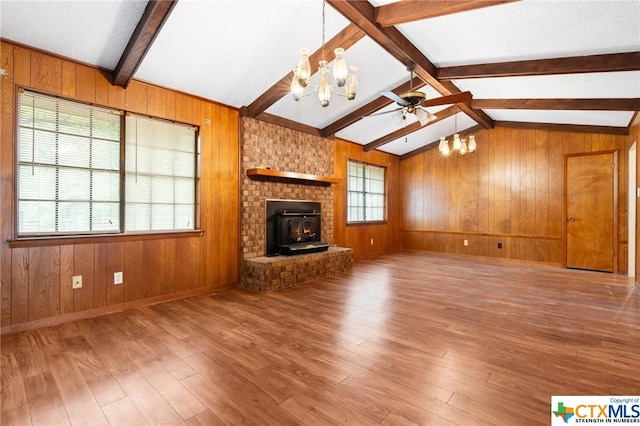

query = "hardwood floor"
[2,251,639,425]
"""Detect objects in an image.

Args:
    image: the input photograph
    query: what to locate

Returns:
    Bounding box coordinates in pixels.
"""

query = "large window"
[17,90,122,235]
[347,160,386,223]
[16,90,198,237]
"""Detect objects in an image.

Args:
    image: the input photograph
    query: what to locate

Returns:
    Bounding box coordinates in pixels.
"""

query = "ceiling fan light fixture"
[415,108,428,126]
[393,109,406,126]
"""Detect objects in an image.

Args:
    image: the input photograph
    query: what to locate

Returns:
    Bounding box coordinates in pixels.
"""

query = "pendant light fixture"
[291,0,359,107]
[439,113,477,156]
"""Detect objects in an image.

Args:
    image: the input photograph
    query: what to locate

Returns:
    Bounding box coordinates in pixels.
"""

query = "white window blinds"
[347,160,386,223]
[124,114,196,232]
[17,90,121,236]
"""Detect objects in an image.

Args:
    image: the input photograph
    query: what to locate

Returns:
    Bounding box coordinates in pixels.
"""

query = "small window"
[124,114,197,232]
[347,160,386,223]
[17,90,121,236]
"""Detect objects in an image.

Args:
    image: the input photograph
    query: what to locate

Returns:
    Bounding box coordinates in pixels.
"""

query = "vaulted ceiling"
[1,0,639,157]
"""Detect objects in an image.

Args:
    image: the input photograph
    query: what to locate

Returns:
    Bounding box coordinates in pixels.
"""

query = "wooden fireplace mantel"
[246,168,342,186]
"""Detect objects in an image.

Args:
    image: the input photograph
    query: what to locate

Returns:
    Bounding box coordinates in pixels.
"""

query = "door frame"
[562,150,619,272]
[629,142,636,277]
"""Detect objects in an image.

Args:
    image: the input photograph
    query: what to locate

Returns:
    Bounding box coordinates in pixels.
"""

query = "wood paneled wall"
[400,127,628,269]
[0,41,240,331]
[333,138,401,260]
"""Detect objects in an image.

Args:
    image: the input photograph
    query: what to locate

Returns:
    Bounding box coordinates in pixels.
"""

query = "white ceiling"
[1,0,639,157]
[0,0,147,69]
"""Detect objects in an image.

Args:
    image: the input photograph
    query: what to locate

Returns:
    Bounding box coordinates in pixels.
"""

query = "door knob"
[568,217,575,222]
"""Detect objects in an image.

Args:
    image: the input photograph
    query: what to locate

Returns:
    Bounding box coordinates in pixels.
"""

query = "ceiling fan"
[373,63,472,126]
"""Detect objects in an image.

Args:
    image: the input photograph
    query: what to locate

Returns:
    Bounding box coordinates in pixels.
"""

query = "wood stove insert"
[266,200,329,256]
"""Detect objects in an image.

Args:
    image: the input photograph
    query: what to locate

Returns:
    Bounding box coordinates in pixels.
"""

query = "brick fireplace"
[239,117,352,292]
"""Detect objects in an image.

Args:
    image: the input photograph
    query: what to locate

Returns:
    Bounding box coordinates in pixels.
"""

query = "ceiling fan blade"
[379,91,410,106]
[368,107,404,117]
[420,91,472,108]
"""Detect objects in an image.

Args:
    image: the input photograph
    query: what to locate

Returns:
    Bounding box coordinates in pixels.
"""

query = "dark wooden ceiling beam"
[375,1,515,27]
[438,52,640,80]
[320,80,425,137]
[112,0,177,88]
[472,98,640,111]
[327,0,493,130]
[438,81,493,128]
[255,112,323,138]
[243,24,365,118]
[363,105,459,152]
[495,120,629,135]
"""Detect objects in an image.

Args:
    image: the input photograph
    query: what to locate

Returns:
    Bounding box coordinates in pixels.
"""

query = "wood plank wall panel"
[73,244,95,312]
[125,82,147,115]
[61,61,75,98]
[30,51,61,94]
[0,41,240,330]
[28,247,60,321]
[106,243,125,306]
[200,102,216,291]
[1,42,15,326]
[333,138,401,260]
[94,243,108,308]
[147,85,167,118]
[59,246,74,316]
[143,240,165,298]
[10,249,29,325]
[75,64,96,103]
[400,126,629,269]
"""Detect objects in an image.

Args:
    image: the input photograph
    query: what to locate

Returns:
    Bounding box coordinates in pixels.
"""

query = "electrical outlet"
[370,238,374,245]
[464,239,469,246]
[497,242,503,249]
[114,272,123,285]
[72,275,82,289]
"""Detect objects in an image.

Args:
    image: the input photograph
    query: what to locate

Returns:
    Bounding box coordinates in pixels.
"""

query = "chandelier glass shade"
[290,1,358,107]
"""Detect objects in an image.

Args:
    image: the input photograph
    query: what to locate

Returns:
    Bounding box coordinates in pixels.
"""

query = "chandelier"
[291,0,359,107]
[438,113,477,156]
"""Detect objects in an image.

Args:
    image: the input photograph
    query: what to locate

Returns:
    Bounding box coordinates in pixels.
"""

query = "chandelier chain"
[321,0,326,59]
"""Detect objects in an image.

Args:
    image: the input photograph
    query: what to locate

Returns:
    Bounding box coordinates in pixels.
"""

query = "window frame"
[123,112,199,233]
[346,159,387,225]
[11,87,202,247]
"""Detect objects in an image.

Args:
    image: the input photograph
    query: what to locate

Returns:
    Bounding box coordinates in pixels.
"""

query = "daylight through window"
[16,90,198,237]
[347,160,386,223]
[17,90,122,235]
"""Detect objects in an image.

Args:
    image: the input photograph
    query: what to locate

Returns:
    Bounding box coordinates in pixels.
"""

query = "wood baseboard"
[0,284,236,336]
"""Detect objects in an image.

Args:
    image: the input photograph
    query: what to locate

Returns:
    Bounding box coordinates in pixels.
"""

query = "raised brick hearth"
[241,247,352,293]
[240,118,351,292]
